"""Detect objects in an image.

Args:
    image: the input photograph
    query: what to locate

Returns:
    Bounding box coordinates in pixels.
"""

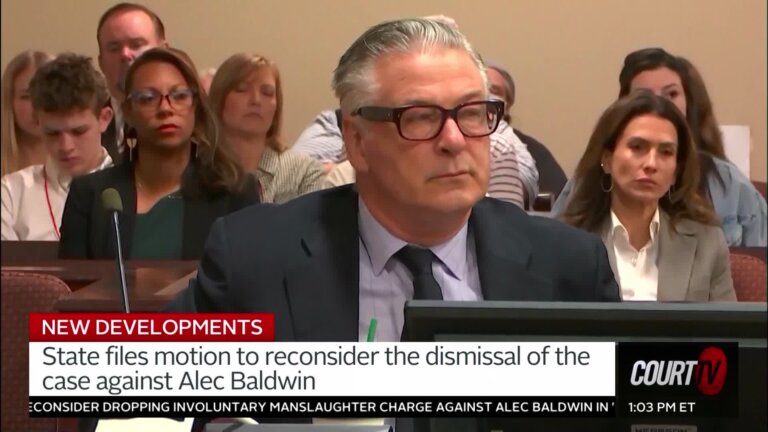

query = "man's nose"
[437,118,469,154]
[120,46,135,61]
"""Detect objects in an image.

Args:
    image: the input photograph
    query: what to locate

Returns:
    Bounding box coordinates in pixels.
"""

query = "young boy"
[2,53,113,240]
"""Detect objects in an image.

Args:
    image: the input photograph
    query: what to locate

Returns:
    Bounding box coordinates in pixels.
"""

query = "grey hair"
[332,17,487,112]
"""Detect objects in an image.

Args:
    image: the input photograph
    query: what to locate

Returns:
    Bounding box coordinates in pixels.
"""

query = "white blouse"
[609,208,661,301]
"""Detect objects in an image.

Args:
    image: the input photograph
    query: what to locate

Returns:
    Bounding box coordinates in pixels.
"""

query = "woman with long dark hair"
[562,91,735,301]
[554,48,766,247]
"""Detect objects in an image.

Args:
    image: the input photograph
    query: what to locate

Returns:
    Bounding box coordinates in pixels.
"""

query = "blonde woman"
[1,50,53,175]
[208,53,326,203]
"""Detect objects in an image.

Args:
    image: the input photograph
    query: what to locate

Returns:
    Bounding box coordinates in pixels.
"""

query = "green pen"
[366,318,378,342]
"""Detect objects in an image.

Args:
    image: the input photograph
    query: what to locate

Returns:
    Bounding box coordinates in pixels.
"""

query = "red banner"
[29,313,275,342]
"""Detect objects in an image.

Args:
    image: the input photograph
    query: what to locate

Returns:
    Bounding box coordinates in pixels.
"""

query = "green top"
[131,193,184,259]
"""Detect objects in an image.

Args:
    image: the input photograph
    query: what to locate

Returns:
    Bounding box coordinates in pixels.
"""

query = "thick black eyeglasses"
[352,100,504,141]
[128,88,196,113]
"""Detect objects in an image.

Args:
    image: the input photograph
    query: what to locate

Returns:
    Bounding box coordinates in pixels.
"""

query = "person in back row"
[59,47,259,259]
[1,50,53,176]
[562,91,735,301]
[486,61,567,199]
[554,47,766,246]
[208,53,326,203]
[2,53,113,241]
[96,2,168,163]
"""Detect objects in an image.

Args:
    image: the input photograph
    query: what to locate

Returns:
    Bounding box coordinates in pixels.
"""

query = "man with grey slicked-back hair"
[296,17,530,208]
[171,17,619,430]
[332,18,487,113]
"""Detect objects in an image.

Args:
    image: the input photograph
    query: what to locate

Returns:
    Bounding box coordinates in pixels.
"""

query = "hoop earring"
[600,173,614,193]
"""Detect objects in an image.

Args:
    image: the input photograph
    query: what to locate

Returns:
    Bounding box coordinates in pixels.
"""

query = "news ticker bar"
[30,396,615,418]
[29,396,728,419]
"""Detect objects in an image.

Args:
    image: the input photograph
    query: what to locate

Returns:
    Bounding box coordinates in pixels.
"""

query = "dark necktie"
[394,247,440,432]
[395,245,443,300]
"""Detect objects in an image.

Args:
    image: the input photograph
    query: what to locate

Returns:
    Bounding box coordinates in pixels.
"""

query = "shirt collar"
[358,197,468,280]
[610,207,661,243]
[257,147,279,178]
[43,148,113,191]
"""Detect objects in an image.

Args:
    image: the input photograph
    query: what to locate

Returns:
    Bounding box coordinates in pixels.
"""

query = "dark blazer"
[171,185,619,340]
[514,129,567,198]
[83,187,616,432]
[101,116,123,165]
[59,160,259,260]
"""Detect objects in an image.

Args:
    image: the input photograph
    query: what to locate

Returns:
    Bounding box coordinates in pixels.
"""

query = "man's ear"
[98,106,114,133]
[343,114,369,173]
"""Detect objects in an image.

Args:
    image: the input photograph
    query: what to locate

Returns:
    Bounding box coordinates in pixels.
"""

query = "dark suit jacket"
[82,187,617,432]
[171,185,619,339]
[101,115,123,165]
[59,160,259,260]
[514,129,567,198]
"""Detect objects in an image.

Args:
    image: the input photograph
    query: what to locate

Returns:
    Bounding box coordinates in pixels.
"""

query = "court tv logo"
[629,346,727,395]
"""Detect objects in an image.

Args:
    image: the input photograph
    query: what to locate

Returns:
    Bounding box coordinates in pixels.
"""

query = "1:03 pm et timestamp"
[627,401,696,414]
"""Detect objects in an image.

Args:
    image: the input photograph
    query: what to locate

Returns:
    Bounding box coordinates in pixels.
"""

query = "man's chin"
[423,188,483,213]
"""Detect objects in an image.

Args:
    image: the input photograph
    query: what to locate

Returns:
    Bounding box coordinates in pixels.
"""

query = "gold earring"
[599,163,613,192]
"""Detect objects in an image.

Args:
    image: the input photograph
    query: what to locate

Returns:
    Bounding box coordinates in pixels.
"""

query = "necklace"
[134,172,181,198]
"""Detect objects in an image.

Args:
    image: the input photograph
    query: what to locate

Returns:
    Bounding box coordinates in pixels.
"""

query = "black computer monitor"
[402,301,767,432]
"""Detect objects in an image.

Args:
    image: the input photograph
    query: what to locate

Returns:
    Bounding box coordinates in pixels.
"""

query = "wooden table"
[2,258,197,312]
[1,240,58,262]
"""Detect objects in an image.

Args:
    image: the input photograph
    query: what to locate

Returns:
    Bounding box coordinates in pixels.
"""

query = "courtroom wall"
[2,0,765,180]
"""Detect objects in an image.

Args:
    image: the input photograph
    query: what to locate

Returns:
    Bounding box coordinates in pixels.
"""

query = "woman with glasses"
[554,48,766,247]
[58,47,259,259]
[562,91,735,301]
[208,53,326,204]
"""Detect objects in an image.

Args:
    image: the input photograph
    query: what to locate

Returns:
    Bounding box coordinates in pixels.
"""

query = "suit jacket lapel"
[657,212,697,301]
[284,186,360,341]
[470,199,553,301]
